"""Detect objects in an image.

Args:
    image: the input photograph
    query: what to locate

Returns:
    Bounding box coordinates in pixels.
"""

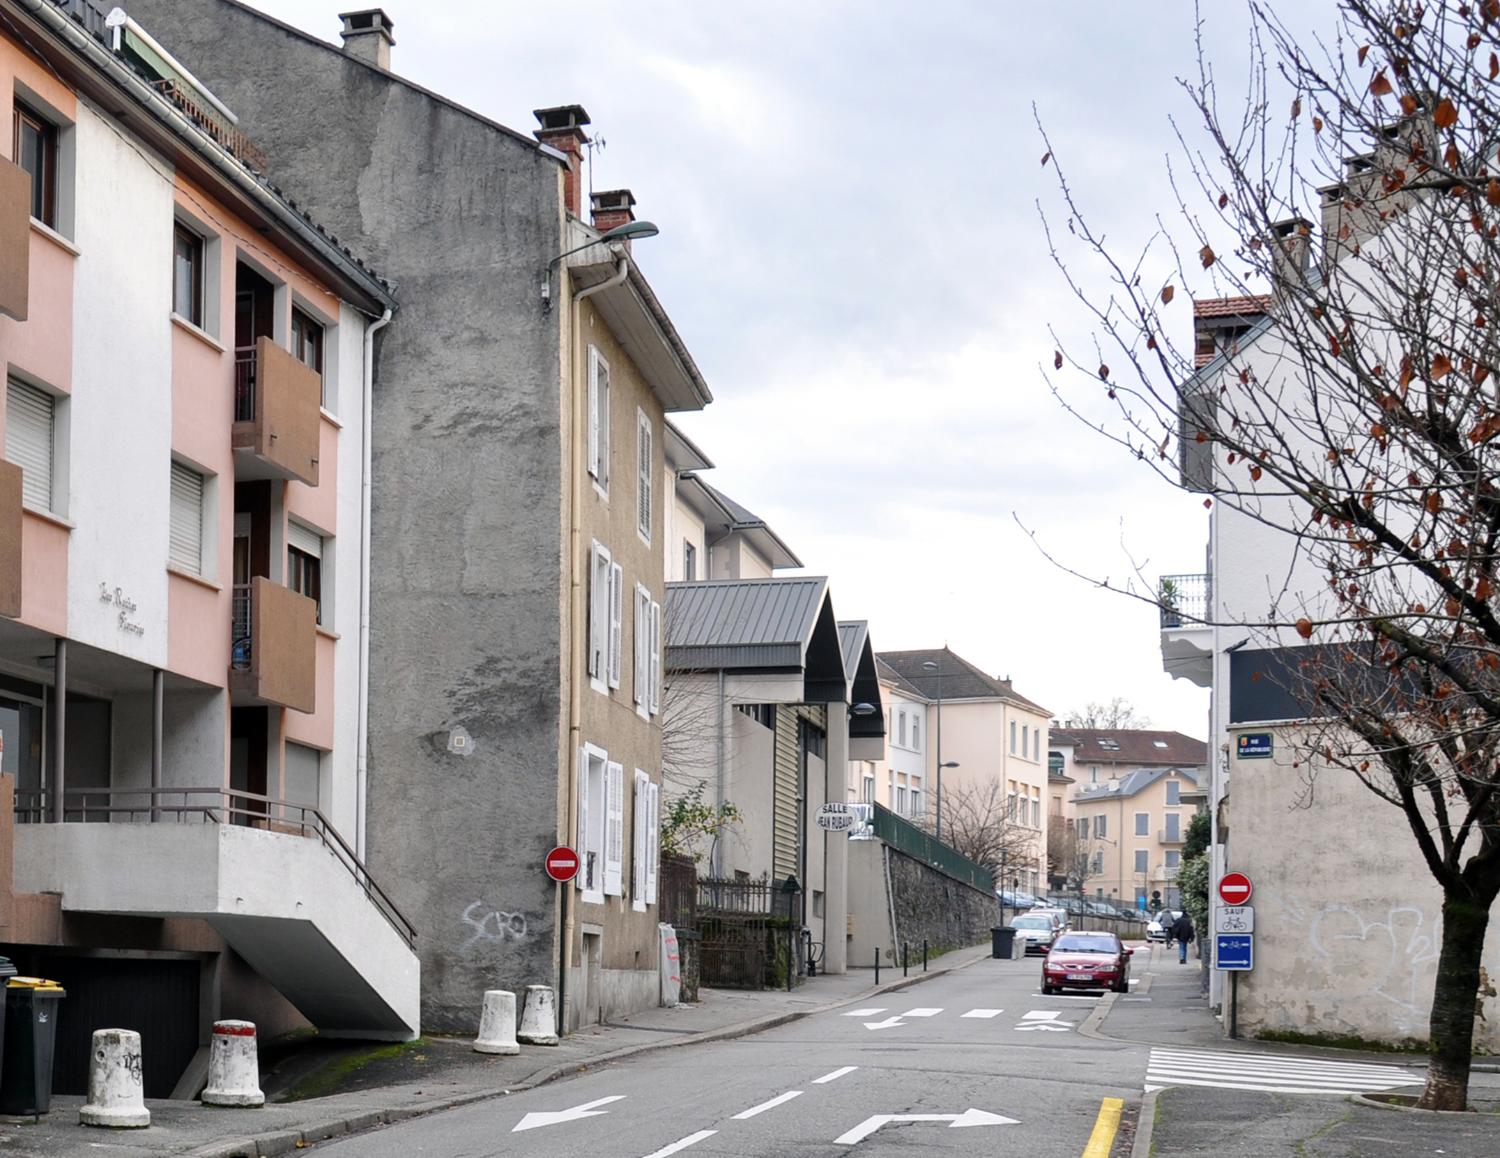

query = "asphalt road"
[312,954,1144,1157]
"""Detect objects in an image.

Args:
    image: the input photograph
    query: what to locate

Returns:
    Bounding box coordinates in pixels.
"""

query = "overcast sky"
[245,1,1340,738]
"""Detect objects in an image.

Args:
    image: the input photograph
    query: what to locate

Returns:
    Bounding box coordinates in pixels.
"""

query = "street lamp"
[541,219,661,311]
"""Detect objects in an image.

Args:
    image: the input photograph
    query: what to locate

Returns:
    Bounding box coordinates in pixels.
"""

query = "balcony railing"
[231,581,252,668]
[231,336,320,486]
[234,346,257,423]
[229,576,316,712]
[1159,572,1211,629]
[1159,828,1185,844]
[13,786,415,947]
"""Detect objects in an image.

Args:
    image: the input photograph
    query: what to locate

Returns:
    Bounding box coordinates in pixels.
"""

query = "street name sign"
[1215,905,1255,934]
[544,845,580,883]
[1217,871,1253,905]
[1237,732,1273,759]
[1215,933,1254,971]
[816,802,858,832]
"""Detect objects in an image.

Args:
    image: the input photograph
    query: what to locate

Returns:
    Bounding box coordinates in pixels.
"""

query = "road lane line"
[962,1008,1004,1018]
[641,1129,716,1157]
[1022,1010,1063,1019]
[813,1066,858,1084]
[843,1007,886,1016]
[903,1007,943,1017]
[732,1090,804,1119]
[1081,1096,1123,1158]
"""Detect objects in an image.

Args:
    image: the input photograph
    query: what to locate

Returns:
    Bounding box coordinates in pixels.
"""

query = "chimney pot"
[1268,215,1312,292]
[534,105,592,219]
[591,188,637,237]
[338,9,395,71]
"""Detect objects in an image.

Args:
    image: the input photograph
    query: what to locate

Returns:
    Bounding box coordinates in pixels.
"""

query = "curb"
[1129,1088,1159,1158]
[187,949,993,1157]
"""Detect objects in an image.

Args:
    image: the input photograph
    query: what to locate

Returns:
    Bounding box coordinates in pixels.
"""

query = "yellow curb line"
[1082,1096,1124,1158]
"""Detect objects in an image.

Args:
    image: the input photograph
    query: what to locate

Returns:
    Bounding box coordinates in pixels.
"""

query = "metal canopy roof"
[838,620,886,741]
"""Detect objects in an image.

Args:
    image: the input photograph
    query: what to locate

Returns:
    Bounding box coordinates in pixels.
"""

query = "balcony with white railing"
[1159,572,1213,688]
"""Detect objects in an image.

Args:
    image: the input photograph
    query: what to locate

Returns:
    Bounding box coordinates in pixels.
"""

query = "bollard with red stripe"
[201,1020,265,1107]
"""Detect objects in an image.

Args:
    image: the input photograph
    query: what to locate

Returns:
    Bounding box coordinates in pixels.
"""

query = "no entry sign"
[545,845,580,883]
[1218,871,1253,906]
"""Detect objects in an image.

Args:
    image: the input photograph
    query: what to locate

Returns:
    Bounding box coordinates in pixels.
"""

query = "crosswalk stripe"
[1146,1047,1421,1096]
[903,1007,943,1017]
[961,1008,1004,1018]
[843,1008,885,1017]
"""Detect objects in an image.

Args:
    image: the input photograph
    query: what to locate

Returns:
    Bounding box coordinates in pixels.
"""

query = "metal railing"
[868,802,994,892]
[1158,828,1185,843]
[12,786,415,948]
[1159,572,1211,628]
[234,346,257,422]
[231,583,252,668]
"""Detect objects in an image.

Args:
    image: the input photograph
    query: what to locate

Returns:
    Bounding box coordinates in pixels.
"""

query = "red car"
[1041,931,1134,994]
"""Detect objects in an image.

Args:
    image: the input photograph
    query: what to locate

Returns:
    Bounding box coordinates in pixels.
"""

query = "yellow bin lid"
[6,977,63,991]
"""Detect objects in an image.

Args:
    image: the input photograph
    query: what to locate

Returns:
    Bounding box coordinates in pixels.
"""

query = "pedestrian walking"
[1158,910,1174,947]
[1173,913,1195,963]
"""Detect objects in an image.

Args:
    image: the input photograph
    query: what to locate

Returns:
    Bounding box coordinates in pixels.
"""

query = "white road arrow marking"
[863,1016,907,1030]
[843,1007,886,1017]
[834,1108,1018,1144]
[512,1095,625,1133]
[962,1008,1004,1018]
[1016,1022,1071,1032]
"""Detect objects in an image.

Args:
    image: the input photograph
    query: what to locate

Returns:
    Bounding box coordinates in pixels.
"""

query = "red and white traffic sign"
[1218,871,1253,905]
[545,845,580,883]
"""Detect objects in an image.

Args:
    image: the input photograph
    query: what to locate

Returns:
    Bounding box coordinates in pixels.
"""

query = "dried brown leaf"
[1161,285,1175,304]
[1199,244,1216,269]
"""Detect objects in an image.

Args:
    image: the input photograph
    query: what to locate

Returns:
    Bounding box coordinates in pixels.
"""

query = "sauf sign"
[815,803,858,833]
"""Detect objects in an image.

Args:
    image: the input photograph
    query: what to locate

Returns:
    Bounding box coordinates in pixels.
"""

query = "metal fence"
[868,803,993,893]
[1159,572,1211,628]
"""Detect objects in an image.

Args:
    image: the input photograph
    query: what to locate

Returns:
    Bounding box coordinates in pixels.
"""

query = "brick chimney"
[534,105,591,219]
[338,10,395,70]
[591,189,636,235]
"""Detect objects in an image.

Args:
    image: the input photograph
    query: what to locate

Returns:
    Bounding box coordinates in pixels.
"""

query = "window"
[649,599,661,716]
[895,785,907,814]
[1010,720,1017,752]
[1033,727,1041,756]
[736,702,774,728]
[287,523,323,624]
[1095,815,1108,839]
[1007,786,1018,821]
[1135,812,1149,836]
[911,716,920,751]
[1097,737,1121,751]
[1022,726,1028,759]
[634,583,651,716]
[683,540,696,581]
[862,774,874,803]
[285,742,321,810]
[636,409,653,542]
[1166,850,1182,869]
[173,224,204,326]
[604,759,624,897]
[1166,779,1181,806]
[577,744,607,901]
[1134,849,1149,873]
[1031,796,1041,827]
[587,346,610,490]
[1092,851,1104,874]
[1165,813,1181,841]
[1079,817,1089,840]
[168,462,206,575]
[6,377,54,512]
[291,308,326,405]
[897,710,907,748]
[12,101,56,227]
[910,788,922,817]
[631,771,661,911]
[587,543,621,690]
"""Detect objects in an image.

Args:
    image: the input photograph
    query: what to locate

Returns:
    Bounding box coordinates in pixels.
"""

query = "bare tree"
[920,778,1037,882]
[1042,0,1500,1109]
[1064,698,1154,730]
[1047,815,1104,896]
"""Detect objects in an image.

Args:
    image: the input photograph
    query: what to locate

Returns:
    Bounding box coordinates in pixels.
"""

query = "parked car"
[1010,913,1060,955]
[1027,907,1070,933]
[1145,910,1183,942]
[1041,931,1134,994]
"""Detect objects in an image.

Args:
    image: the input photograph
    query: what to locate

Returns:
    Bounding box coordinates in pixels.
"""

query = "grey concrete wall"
[847,839,997,968]
[128,0,566,1030]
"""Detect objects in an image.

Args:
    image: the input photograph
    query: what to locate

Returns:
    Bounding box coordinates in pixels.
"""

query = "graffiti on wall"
[459,899,530,952]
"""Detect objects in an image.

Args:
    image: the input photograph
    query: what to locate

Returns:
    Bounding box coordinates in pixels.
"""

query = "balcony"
[232,336,320,485]
[0,460,20,618]
[230,576,316,712]
[1159,571,1212,688]
[0,157,29,321]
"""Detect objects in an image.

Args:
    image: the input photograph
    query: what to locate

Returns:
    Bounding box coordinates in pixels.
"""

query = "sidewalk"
[1092,941,1500,1158]
[0,943,991,1157]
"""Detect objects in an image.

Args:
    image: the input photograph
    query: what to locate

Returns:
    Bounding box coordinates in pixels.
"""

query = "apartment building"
[878,649,1051,895]
[0,0,407,1098]
[128,1,712,1031]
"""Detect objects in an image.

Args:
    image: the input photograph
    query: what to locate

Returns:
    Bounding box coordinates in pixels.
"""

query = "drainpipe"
[714,668,726,876]
[51,638,65,823]
[355,308,393,859]
[151,668,163,821]
[559,250,629,1032]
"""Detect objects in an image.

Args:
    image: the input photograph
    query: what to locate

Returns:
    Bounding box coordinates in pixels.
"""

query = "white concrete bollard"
[472,989,520,1054]
[516,984,559,1045]
[201,1020,265,1107]
[79,1028,150,1128]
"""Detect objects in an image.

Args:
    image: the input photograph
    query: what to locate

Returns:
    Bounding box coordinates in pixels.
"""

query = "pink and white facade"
[0,0,412,1099]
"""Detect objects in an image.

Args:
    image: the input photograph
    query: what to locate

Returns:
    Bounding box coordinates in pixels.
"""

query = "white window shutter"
[646,779,660,905]
[588,544,605,681]
[587,348,601,480]
[633,586,649,710]
[576,748,591,891]
[169,462,205,575]
[604,761,624,896]
[632,770,648,911]
[608,562,624,688]
[637,411,652,540]
[649,601,661,715]
[6,379,53,512]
